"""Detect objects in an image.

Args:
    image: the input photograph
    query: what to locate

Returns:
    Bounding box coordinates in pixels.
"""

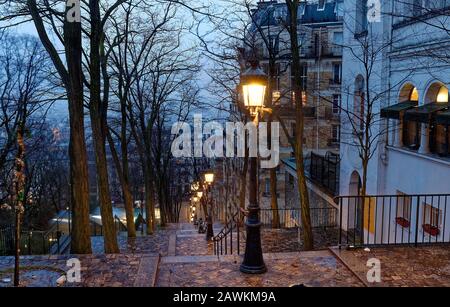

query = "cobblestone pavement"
[175,226,340,256]
[331,246,450,287]
[176,235,214,256]
[0,254,158,287]
[260,227,339,253]
[91,226,175,255]
[5,220,450,287]
[156,251,363,287]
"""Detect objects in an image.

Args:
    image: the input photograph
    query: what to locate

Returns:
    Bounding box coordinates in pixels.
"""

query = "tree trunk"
[144,167,155,234]
[64,8,92,254]
[13,128,26,286]
[89,0,118,253]
[106,131,136,237]
[239,147,249,211]
[268,117,280,229]
[270,168,280,228]
[286,0,314,250]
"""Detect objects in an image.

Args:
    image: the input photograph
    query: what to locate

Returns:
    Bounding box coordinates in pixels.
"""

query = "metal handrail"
[114,215,128,233]
[213,211,243,256]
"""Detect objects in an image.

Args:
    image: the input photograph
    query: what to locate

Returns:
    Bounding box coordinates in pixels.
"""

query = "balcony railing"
[336,194,450,248]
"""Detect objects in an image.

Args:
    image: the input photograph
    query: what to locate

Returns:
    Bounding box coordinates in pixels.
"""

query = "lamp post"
[239,60,267,274]
[204,170,215,240]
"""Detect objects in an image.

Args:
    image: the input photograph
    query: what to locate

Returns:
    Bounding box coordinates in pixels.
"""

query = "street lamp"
[191,182,200,192]
[204,171,214,185]
[239,60,267,274]
[203,170,215,240]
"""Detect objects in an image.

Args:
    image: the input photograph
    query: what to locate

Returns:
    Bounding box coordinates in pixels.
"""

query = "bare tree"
[0,31,56,285]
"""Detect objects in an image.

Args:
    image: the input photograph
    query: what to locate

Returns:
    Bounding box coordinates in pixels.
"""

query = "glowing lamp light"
[197,191,203,198]
[204,171,214,184]
[192,196,199,202]
[240,61,268,108]
[437,86,449,103]
[191,182,200,192]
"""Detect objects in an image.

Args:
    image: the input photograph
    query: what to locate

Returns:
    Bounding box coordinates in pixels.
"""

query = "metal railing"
[0,211,71,256]
[337,194,450,248]
[260,207,338,229]
[309,152,339,195]
[213,211,243,256]
[114,215,128,234]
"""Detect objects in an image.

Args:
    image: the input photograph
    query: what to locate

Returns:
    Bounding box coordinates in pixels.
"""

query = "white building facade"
[339,0,450,246]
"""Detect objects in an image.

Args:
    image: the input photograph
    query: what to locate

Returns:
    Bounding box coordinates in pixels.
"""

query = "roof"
[404,103,449,123]
[380,101,417,120]
[250,1,342,30]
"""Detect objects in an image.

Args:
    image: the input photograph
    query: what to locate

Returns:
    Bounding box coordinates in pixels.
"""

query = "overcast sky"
[8,0,237,124]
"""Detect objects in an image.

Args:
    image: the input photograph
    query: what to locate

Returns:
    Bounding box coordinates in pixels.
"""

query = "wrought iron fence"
[309,152,339,195]
[337,194,450,248]
[260,207,338,229]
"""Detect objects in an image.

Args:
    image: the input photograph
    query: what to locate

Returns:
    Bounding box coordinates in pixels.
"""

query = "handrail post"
[414,195,421,247]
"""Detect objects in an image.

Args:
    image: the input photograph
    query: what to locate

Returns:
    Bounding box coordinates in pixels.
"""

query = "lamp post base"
[240,263,267,274]
[240,215,266,274]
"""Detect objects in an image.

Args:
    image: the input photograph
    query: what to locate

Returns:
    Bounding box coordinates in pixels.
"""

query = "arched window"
[398,84,420,149]
[434,85,449,156]
[410,87,419,102]
[436,86,449,103]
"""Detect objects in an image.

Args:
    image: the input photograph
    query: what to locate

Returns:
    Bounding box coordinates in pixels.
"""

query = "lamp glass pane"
[243,84,266,107]
[205,173,214,183]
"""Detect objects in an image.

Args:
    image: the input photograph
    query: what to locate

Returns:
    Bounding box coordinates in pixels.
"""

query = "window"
[332,63,341,84]
[298,33,307,55]
[396,192,411,220]
[423,203,442,228]
[354,76,365,133]
[332,94,341,114]
[332,125,340,143]
[437,86,449,103]
[318,0,326,10]
[269,35,280,55]
[291,122,297,138]
[301,64,308,90]
[272,91,281,104]
[332,31,343,55]
[290,64,307,91]
[333,31,343,46]
[356,0,368,33]
[288,174,294,185]
[410,87,419,101]
[264,178,270,195]
[403,121,421,150]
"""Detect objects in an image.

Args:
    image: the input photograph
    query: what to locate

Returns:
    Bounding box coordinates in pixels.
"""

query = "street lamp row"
[188,60,269,274]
